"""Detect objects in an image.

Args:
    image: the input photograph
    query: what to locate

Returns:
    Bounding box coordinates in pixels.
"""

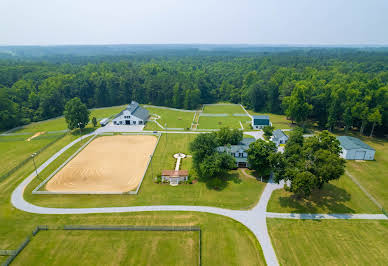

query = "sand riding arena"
[43,134,158,193]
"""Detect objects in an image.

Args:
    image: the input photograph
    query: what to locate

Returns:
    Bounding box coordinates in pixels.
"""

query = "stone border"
[32,132,161,195]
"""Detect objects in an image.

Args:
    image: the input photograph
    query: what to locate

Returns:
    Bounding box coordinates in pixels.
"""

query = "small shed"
[271,129,289,146]
[337,136,375,160]
[252,115,271,129]
[161,170,189,184]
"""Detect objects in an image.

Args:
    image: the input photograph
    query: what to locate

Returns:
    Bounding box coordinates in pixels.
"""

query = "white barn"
[112,101,149,126]
[252,115,271,129]
[337,136,375,160]
[271,129,289,146]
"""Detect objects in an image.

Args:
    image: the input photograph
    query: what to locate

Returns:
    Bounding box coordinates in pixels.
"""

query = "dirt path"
[239,168,256,179]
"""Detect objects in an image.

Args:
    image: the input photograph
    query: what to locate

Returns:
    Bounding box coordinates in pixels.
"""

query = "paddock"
[45,135,158,193]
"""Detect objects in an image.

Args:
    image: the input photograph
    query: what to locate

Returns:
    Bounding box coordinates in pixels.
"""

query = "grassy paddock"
[13,105,126,134]
[144,107,195,130]
[267,174,381,214]
[0,133,65,178]
[268,219,388,265]
[202,104,245,114]
[345,137,388,210]
[25,133,266,209]
[198,116,250,129]
[12,230,199,266]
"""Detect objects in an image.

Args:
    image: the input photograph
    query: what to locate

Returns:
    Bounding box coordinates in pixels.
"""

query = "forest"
[0,46,387,136]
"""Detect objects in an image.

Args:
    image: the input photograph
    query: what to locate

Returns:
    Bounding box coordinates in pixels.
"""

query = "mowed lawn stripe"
[268,219,388,265]
[11,230,198,266]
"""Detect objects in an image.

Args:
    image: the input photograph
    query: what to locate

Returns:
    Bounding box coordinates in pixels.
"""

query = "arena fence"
[32,132,161,195]
[0,133,66,183]
[2,225,201,266]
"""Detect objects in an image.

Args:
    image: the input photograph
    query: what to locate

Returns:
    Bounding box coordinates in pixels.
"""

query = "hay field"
[46,135,157,192]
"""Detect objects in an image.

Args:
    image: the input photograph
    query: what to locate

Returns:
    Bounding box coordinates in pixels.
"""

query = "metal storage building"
[337,136,375,160]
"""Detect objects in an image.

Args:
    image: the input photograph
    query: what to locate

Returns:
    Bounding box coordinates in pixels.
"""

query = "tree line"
[0,48,387,136]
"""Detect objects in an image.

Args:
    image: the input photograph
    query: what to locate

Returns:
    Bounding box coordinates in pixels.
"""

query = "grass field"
[268,219,388,265]
[25,133,266,209]
[144,106,195,130]
[345,137,388,210]
[202,104,245,114]
[0,133,65,178]
[248,111,292,130]
[13,105,126,134]
[198,116,250,129]
[12,230,199,266]
[267,174,381,214]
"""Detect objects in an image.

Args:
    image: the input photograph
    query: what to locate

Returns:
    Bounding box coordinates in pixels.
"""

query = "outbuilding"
[112,101,149,126]
[337,136,375,160]
[271,129,289,146]
[252,115,271,129]
[161,170,189,185]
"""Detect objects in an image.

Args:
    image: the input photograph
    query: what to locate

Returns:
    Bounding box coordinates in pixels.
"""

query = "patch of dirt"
[26,131,45,141]
[46,135,157,192]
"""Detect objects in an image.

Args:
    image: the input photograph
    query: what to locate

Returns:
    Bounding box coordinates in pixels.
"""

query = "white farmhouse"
[271,129,289,146]
[216,138,255,168]
[112,101,149,126]
[337,136,375,160]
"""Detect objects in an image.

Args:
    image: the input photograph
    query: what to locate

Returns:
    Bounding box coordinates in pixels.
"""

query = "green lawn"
[202,104,245,114]
[144,106,195,130]
[0,133,65,178]
[248,111,292,130]
[198,116,251,129]
[25,133,266,209]
[13,105,126,133]
[12,230,199,266]
[268,219,388,265]
[345,138,388,210]
[267,174,381,214]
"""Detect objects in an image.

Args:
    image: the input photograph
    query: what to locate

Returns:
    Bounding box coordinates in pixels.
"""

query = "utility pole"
[31,152,39,179]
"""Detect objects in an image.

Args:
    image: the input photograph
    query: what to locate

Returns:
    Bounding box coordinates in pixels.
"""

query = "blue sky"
[1,0,387,45]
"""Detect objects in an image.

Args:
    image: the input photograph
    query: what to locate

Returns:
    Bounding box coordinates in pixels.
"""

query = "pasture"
[267,174,381,214]
[202,104,245,114]
[268,219,388,265]
[12,105,126,134]
[25,133,266,209]
[11,230,199,266]
[0,133,65,179]
[198,104,250,129]
[345,138,388,211]
[144,106,195,130]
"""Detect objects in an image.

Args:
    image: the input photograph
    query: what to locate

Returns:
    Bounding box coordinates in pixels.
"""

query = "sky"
[1,0,388,46]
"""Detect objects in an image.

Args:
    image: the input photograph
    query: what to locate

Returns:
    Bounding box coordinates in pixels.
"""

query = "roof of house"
[273,129,288,140]
[252,115,270,125]
[216,138,255,153]
[161,170,189,177]
[113,101,149,121]
[337,136,375,151]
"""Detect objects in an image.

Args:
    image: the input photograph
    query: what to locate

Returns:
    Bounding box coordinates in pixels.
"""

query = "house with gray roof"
[337,136,375,160]
[271,129,289,146]
[112,101,149,126]
[252,115,271,129]
[216,138,256,168]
